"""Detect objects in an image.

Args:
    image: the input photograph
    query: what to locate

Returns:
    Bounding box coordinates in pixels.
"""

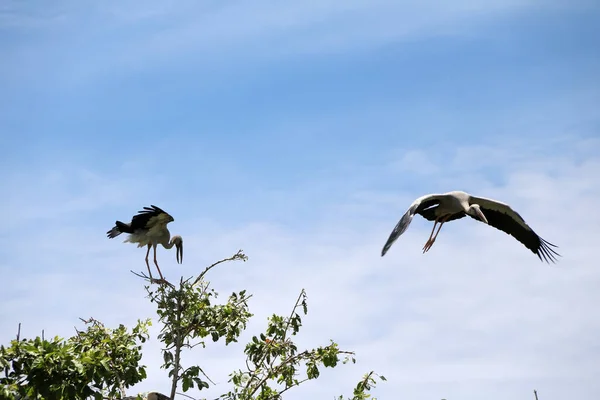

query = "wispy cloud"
[2,0,588,87]
[2,137,599,399]
[2,1,599,398]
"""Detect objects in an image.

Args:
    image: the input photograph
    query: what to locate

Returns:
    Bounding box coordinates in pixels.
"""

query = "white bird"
[381,191,560,263]
[107,205,183,280]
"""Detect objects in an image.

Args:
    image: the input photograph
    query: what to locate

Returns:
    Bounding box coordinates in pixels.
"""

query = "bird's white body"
[125,227,179,249]
[124,214,174,246]
[426,191,468,216]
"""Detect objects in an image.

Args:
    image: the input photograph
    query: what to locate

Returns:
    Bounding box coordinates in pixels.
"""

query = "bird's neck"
[162,237,176,249]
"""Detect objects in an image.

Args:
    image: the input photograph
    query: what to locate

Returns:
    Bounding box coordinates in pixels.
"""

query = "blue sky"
[1,1,600,399]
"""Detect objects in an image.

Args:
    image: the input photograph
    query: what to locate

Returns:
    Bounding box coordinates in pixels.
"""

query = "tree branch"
[182,365,216,386]
[175,392,199,400]
[170,291,184,400]
[192,250,247,286]
[130,270,175,288]
[277,377,311,397]
[241,289,305,395]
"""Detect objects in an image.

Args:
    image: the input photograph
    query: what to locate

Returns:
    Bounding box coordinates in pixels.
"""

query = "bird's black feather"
[414,198,441,214]
[381,198,443,256]
[130,205,172,231]
[115,221,133,233]
[419,207,467,223]
[471,207,560,263]
[106,205,173,238]
[415,198,466,223]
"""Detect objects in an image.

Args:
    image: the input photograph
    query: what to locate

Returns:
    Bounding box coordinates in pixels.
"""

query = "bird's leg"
[144,244,154,280]
[153,245,165,280]
[422,220,438,252]
[431,216,448,241]
[423,215,449,253]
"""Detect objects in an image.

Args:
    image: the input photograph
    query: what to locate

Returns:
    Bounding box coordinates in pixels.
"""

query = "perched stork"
[107,205,183,280]
[381,191,560,263]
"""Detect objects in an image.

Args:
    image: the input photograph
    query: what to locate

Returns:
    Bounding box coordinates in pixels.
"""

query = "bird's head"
[173,235,183,263]
[467,204,488,224]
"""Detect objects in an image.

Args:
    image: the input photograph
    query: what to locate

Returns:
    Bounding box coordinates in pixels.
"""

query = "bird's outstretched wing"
[469,195,560,263]
[381,194,444,257]
[130,205,173,231]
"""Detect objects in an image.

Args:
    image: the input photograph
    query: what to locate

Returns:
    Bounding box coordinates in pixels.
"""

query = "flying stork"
[107,205,183,280]
[381,191,560,263]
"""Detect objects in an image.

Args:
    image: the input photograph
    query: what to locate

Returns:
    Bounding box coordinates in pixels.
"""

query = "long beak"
[477,208,489,224]
[176,242,183,264]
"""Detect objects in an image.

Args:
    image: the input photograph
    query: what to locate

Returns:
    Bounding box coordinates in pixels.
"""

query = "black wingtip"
[381,243,391,257]
[536,237,561,264]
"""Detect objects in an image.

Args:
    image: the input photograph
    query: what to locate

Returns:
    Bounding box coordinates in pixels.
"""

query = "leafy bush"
[1,251,384,400]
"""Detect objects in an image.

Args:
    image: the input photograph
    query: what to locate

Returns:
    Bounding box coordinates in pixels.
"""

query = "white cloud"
[2,135,599,399]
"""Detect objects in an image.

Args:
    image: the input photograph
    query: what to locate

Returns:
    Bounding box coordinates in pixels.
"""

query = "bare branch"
[282,289,306,343]
[534,389,539,400]
[130,270,176,288]
[130,270,148,280]
[169,291,183,400]
[79,317,100,324]
[277,377,310,397]
[192,250,247,286]
[175,392,199,400]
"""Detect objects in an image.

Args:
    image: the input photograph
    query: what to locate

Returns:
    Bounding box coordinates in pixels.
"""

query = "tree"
[0,319,149,399]
[1,251,384,399]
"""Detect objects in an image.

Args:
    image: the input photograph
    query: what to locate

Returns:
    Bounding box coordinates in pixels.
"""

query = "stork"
[107,205,183,280]
[381,191,560,263]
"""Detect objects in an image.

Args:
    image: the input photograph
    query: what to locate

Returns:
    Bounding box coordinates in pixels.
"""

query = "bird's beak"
[176,241,183,264]
[477,208,489,224]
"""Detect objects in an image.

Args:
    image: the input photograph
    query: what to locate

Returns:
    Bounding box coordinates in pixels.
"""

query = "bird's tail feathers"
[106,220,133,238]
[106,226,121,239]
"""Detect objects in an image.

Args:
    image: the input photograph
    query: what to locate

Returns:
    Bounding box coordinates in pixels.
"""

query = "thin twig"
[182,365,216,386]
[130,270,176,288]
[277,377,311,397]
[282,289,305,343]
[242,289,305,395]
[14,323,22,358]
[193,250,247,286]
[175,392,199,400]
[170,290,183,400]
[266,290,306,372]
[534,389,539,400]
[79,317,100,325]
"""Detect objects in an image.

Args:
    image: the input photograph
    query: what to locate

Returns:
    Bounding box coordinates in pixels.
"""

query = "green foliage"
[219,290,378,400]
[147,250,253,398]
[335,372,387,400]
[0,318,150,400]
[147,251,384,399]
[1,250,384,400]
